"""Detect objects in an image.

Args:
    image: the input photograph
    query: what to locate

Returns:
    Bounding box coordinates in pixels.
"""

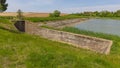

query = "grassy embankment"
[62,27,120,54]
[84,16,120,20]
[98,17,120,20]
[25,15,88,22]
[0,16,120,68]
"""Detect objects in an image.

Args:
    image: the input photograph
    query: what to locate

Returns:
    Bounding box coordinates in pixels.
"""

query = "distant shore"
[62,18,90,28]
[57,18,90,28]
[42,18,90,28]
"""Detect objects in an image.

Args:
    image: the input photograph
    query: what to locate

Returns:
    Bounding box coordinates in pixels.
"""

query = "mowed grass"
[62,27,120,67]
[0,26,120,68]
[0,16,120,68]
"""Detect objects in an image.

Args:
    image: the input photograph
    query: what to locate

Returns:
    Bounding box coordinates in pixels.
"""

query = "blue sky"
[7,0,120,13]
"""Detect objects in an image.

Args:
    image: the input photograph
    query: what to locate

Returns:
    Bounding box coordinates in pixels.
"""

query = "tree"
[0,0,8,12]
[54,10,61,17]
[17,9,24,20]
[49,10,61,17]
[93,11,99,16]
[114,10,120,17]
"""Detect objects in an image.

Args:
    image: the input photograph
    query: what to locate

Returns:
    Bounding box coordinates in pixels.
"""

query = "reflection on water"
[75,19,120,36]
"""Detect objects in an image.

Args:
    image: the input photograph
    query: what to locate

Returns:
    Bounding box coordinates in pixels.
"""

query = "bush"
[49,10,61,17]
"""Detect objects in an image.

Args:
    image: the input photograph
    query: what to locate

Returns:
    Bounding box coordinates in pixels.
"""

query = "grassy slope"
[62,27,120,66]
[1,27,120,68]
[62,27,120,53]
[0,27,109,68]
[26,15,87,22]
[0,18,120,68]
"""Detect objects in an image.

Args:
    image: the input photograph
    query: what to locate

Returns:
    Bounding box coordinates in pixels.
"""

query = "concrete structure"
[14,21,25,32]
[24,22,113,55]
[14,18,113,54]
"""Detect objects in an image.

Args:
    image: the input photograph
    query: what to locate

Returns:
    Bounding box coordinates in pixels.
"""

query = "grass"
[0,17,12,24]
[1,27,120,68]
[102,17,120,20]
[26,15,87,22]
[0,18,120,68]
[93,17,120,20]
[62,27,120,54]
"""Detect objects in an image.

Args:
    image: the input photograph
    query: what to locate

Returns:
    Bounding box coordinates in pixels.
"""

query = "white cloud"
[6,0,55,12]
[6,0,120,13]
[61,5,120,13]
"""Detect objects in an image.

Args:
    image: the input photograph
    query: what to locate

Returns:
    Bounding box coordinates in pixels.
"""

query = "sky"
[6,0,120,13]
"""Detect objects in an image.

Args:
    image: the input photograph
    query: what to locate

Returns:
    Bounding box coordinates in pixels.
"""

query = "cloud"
[61,5,120,13]
[6,0,120,13]
[6,0,55,12]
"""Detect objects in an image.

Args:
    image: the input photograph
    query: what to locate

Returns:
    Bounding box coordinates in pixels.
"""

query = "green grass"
[62,27,120,54]
[102,17,120,20]
[93,17,120,20]
[0,18,11,24]
[0,18,120,68]
[1,27,120,68]
[26,15,87,22]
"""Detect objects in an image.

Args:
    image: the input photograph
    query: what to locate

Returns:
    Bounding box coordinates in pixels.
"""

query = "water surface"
[75,19,120,36]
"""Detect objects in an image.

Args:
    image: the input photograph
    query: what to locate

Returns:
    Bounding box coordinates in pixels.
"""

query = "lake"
[75,19,120,36]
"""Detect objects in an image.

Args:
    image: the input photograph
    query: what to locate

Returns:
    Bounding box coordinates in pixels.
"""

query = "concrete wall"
[25,22,113,55]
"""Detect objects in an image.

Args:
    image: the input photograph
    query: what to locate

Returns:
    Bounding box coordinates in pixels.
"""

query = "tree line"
[72,10,120,17]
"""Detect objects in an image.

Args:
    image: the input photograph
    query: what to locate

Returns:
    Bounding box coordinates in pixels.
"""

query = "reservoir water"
[75,19,120,36]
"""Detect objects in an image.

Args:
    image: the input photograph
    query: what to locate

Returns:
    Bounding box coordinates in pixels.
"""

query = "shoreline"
[41,18,91,28]
[60,18,91,28]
